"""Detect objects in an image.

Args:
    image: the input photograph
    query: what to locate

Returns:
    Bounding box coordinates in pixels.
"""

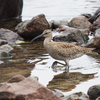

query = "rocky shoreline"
[0,0,100,100]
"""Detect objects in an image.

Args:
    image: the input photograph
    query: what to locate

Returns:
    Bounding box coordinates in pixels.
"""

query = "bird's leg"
[65,60,69,76]
[51,61,66,68]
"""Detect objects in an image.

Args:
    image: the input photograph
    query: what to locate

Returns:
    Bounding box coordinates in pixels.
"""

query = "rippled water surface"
[0,0,100,96]
[22,0,100,21]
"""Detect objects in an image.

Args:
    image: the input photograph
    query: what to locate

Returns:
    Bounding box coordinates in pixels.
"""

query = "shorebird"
[31,29,97,75]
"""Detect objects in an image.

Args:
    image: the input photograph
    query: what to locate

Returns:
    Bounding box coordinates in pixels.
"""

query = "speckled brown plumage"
[31,29,97,75]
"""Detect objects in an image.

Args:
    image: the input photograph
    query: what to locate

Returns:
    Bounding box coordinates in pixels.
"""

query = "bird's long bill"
[30,34,43,43]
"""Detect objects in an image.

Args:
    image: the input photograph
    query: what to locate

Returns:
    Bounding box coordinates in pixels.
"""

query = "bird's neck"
[43,36,52,46]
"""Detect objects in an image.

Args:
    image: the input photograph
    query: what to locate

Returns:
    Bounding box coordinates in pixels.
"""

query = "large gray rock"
[0,28,23,45]
[0,75,61,100]
[87,84,100,100]
[53,26,89,44]
[16,14,50,40]
[89,7,100,24]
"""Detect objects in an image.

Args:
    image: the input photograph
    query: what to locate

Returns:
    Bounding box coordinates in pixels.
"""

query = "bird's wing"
[53,42,87,55]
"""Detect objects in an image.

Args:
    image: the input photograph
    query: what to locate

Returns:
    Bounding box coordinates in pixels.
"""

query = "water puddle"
[30,53,100,95]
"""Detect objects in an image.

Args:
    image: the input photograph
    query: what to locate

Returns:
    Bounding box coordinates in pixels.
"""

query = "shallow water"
[0,0,100,96]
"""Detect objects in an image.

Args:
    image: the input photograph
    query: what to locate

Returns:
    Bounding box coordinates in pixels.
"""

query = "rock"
[7,75,25,83]
[86,34,100,49]
[50,19,68,29]
[0,44,13,59]
[16,14,50,40]
[89,7,100,24]
[0,76,61,100]
[53,28,89,44]
[0,0,23,20]
[87,84,100,100]
[81,13,92,19]
[0,39,8,45]
[0,28,23,45]
[61,92,89,100]
[0,0,23,31]
[56,25,90,35]
[92,15,100,32]
[68,16,92,30]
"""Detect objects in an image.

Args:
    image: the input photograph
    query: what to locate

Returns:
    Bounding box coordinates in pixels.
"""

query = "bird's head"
[30,29,52,43]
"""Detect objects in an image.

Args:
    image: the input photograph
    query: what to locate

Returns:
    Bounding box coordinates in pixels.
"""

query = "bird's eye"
[45,32,48,34]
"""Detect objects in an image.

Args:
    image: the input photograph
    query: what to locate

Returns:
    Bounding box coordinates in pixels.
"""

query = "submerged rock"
[47,72,94,92]
[0,75,61,100]
[0,44,13,59]
[87,84,100,100]
[0,28,23,45]
[7,75,25,83]
[16,14,50,40]
[68,16,92,30]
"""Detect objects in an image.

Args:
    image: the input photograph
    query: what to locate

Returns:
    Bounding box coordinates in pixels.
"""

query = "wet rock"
[89,7,100,24]
[0,44,13,59]
[7,75,25,83]
[86,34,100,49]
[68,16,92,30]
[50,19,68,29]
[91,15,100,32]
[61,92,89,100]
[16,14,50,40]
[87,84,100,100]
[0,76,61,100]
[0,0,23,31]
[0,28,23,45]
[0,39,8,45]
[53,27,89,44]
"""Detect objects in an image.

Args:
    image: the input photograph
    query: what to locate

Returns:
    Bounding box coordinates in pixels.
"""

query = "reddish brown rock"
[68,16,92,30]
[0,76,61,100]
[16,14,50,40]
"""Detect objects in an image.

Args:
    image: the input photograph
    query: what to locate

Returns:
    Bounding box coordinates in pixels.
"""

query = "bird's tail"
[85,48,98,56]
